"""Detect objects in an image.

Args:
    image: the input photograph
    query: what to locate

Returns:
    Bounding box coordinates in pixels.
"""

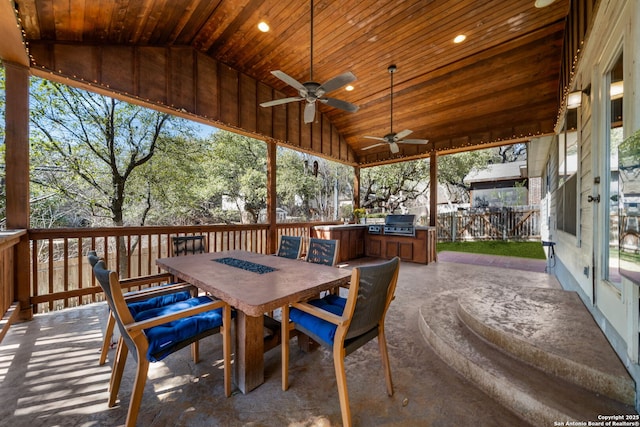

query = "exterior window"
[606,53,623,285]
[557,115,578,236]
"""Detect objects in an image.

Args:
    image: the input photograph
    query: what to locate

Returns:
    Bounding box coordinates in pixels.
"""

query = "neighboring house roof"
[464,161,527,184]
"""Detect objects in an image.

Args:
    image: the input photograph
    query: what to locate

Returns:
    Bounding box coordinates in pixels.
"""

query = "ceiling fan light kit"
[259,0,358,123]
[362,65,429,153]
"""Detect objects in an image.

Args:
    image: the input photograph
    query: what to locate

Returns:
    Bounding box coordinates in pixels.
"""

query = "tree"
[205,131,267,223]
[277,150,320,219]
[437,150,493,203]
[495,143,527,163]
[29,78,197,227]
[276,149,354,221]
[360,160,430,212]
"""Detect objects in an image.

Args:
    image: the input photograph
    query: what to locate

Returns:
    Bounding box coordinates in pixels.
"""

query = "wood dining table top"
[156,250,352,317]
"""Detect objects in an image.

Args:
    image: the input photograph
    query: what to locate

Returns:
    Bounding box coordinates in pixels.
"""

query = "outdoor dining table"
[156,250,352,394]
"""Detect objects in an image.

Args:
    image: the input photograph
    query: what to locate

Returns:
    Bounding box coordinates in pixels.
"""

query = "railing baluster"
[63,237,70,308]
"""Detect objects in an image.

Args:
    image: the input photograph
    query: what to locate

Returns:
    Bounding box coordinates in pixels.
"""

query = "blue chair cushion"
[289,295,346,347]
[126,290,192,318]
[134,296,225,362]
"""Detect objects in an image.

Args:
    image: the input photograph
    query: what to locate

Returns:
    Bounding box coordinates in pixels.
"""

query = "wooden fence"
[28,222,331,314]
[437,206,540,242]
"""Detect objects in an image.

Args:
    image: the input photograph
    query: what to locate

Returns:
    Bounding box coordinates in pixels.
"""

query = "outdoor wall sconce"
[567,84,590,109]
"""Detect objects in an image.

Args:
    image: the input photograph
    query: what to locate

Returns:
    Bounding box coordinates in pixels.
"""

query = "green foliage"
[361,160,430,211]
[619,128,640,168]
[205,131,267,223]
[439,150,492,186]
[353,208,366,219]
[29,78,198,227]
[437,241,546,259]
[340,204,353,219]
[276,148,353,221]
[276,150,320,219]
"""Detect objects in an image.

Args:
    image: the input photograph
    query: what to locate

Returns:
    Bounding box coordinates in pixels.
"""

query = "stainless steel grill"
[383,214,416,236]
[368,224,382,235]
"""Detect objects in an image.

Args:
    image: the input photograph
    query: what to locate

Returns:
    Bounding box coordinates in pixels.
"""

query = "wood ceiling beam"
[0,0,29,66]
[27,42,359,167]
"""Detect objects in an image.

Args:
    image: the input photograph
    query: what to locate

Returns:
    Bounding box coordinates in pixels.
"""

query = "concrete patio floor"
[0,253,631,426]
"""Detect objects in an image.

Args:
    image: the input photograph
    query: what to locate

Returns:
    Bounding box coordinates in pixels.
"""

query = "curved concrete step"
[418,287,636,425]
[456,285,635,406]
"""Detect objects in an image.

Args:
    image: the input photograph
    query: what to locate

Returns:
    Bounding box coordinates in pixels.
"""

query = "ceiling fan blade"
[399,139,430,145]
[363,136,386,141]
[318,71,357,94]
[304,102,316,123]
[395,129,413,140]
[319,97,359,112]
[260,96,303,107]
[362,143,386,150]
[389,142,400,153]
[271,70,307,93]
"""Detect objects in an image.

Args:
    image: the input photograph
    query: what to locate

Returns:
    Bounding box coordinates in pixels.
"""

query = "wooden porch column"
[4,62,32,320]
[429,150,438,227]
[266,140,277,254]
[353,166,360,209]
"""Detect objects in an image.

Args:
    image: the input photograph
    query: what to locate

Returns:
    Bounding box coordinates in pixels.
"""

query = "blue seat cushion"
[126,290,192,318]
[134,296,225,362]
[289,295,346,347]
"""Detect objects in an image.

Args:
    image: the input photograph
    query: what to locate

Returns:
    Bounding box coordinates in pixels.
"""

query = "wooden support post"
[266,140,277,254]
[430,150,438,227]
[353,166,360,210]
[4,62,32,320]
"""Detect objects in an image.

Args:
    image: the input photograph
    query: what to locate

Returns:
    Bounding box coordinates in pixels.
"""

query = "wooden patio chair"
[92,258,232,427]
[87,251,196,366]
[171,235,207,256]
[305,237,339,266]
[276,235,303,259]
[263,235,303,350]
[281,257,400,427]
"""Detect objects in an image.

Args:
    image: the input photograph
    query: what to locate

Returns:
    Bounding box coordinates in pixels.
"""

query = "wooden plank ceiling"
[9,0,569,167]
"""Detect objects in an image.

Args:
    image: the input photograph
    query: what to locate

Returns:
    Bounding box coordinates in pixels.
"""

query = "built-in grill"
[383,214,416,236]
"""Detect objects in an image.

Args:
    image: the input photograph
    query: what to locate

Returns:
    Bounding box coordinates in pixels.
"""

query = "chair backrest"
[277,235,302,259]
[87,250,100,267]
[172,235,207,256]
[92,258,141,362]
[306,238,339,266]
[341,257,400,344]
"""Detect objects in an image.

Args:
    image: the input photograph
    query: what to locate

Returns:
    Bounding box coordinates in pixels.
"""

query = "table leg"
[235,311,264,393]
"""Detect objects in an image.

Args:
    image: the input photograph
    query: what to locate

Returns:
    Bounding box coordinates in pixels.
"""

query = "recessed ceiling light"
[345,85,354,91]
[258,21,270,32]
[453,34,466,44]
[534,0,556,8]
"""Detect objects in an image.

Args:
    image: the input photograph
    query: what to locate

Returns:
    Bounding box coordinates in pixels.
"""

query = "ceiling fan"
[362,65,429,154]
[259,0,358,124]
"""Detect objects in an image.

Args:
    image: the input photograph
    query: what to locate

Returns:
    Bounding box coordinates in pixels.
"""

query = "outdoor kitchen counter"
[365,225,437,264]
[313,224,367,264]
[313,224,437,264]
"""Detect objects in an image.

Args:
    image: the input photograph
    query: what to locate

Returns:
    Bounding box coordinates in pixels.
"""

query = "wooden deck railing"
[28,222,338,314]
[0,230,26,341]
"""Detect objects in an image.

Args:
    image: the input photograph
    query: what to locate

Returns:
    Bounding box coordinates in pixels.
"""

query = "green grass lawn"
[437,241,546,260]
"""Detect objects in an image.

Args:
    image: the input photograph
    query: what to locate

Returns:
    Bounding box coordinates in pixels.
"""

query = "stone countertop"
[313,224,367,230]
[313,223,435,230]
